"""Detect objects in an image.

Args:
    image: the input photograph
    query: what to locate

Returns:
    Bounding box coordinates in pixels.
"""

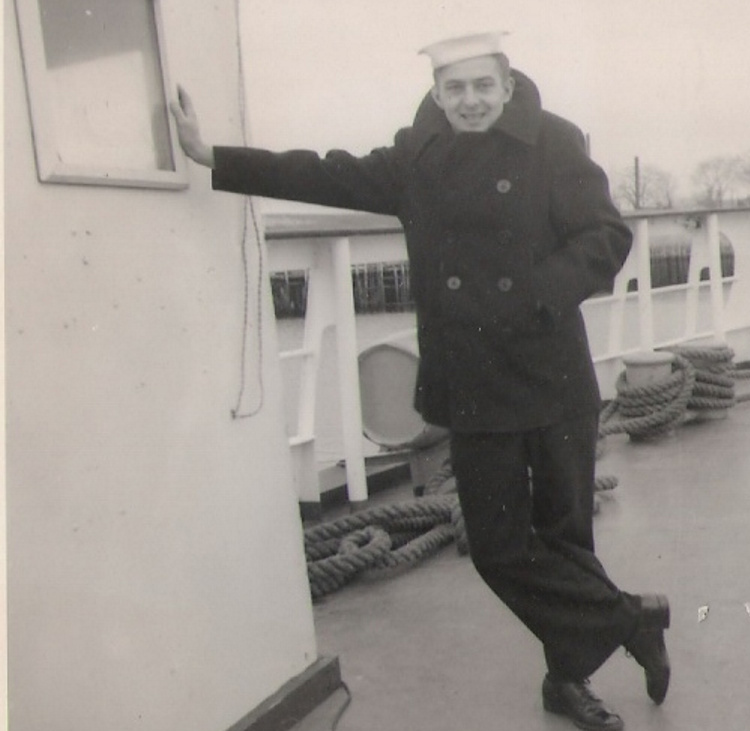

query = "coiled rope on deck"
[668,344,739,412]
[599,354,696,440]
[305,495,459,599]
[599,344,750,442]
[733,361,750,404]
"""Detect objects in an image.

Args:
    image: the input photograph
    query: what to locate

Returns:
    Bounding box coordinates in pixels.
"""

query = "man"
[170,32,670,731]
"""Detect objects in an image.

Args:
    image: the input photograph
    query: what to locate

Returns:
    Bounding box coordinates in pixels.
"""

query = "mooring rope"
[667,344,737,412]
[599,354,696,439]
[304,495,459,600]
[599,344,750,442]
[734,363,750,405]
[360,523,456,581]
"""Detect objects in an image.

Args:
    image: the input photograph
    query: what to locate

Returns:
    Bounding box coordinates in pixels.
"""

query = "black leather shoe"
[625,593,671,704]
[542,676,624,731]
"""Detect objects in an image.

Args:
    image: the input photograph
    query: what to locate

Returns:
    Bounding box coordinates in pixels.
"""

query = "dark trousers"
[451,413,640,681]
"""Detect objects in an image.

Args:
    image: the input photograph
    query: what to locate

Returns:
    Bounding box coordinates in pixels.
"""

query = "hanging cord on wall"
[230,0,265,419]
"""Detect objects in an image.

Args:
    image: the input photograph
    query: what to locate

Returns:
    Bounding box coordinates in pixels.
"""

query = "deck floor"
[297,398,750,731]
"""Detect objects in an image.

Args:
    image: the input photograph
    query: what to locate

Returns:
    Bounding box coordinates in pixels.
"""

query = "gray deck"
[297,398,750,731]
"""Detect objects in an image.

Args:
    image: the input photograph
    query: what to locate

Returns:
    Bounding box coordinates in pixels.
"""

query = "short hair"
[433,53,511,83]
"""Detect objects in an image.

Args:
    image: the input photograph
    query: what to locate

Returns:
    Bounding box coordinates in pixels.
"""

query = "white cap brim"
[419,31,508,69]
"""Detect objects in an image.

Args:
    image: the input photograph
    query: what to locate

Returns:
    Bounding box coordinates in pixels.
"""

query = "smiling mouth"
[461,113,486,124]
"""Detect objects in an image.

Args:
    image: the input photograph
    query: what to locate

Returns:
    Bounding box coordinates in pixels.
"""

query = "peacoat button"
[446,276,462,290]
[497,277,513,292]
[496,179,512,194]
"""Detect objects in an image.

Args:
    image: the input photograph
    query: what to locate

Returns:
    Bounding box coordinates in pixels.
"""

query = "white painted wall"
[4,2,317,730]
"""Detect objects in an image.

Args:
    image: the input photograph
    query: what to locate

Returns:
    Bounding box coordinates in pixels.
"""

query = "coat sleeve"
[530,122,632,323]
[211,138,407,216]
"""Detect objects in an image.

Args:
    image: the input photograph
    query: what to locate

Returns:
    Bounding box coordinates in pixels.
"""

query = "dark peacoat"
[212,70,632,433]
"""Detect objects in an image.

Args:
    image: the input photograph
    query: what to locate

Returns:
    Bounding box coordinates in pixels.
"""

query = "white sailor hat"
[418,31,508,70]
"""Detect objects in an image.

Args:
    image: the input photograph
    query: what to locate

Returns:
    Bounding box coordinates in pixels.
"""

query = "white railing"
[278,237,367,503]
[266,207,750,506]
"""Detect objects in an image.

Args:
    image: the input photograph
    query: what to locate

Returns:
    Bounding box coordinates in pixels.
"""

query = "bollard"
[622,351,678,441]
[622,351,675,387]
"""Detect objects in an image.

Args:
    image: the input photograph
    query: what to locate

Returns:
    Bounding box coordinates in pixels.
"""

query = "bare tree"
[691,155,742,206]
[613,161,675,210]
[736,150,750,184]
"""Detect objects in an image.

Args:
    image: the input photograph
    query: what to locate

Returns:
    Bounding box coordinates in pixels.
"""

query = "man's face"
[431,56,514,133]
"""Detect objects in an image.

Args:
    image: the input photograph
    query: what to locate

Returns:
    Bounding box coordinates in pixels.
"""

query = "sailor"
[170,31,671,731]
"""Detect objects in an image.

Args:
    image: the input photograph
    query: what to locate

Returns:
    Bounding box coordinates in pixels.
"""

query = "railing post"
[684,218,700,340]
[282,247,332,522]
[706,212,727,339]
[634,217,655,350]
[331,237,368,505]
[607,247,631,358]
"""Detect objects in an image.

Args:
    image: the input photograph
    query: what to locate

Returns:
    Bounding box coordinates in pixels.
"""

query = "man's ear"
[504,76,516,102]
[430,85,445,109]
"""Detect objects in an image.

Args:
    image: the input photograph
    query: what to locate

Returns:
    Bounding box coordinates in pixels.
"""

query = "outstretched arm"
[170,85,405,215]
[169,86,215,168]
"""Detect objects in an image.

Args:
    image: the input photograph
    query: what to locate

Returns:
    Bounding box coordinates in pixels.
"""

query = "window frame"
[14,0,188,190]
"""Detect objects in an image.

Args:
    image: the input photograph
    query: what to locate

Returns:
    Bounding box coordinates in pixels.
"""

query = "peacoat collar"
[410,68,543,155]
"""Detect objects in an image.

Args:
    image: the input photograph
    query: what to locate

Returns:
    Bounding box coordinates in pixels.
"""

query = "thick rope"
[307,526,393,599]
[305,495,456,543]
[666,345,736,412]
[360,524,456,581]
[733,363,750,404]
[598,343,750,446]
[305,496,458,599]
[599,354,696,439]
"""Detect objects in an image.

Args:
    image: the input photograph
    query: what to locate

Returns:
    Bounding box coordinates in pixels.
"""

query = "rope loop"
[665,344,737,412]
[305,496,459,599]
[599,354,695,439]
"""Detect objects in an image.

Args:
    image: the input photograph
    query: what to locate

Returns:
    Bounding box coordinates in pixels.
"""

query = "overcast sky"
[239,0,750,208]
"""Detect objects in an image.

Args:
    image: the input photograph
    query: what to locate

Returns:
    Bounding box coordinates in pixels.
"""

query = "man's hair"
[433,53,511,83]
